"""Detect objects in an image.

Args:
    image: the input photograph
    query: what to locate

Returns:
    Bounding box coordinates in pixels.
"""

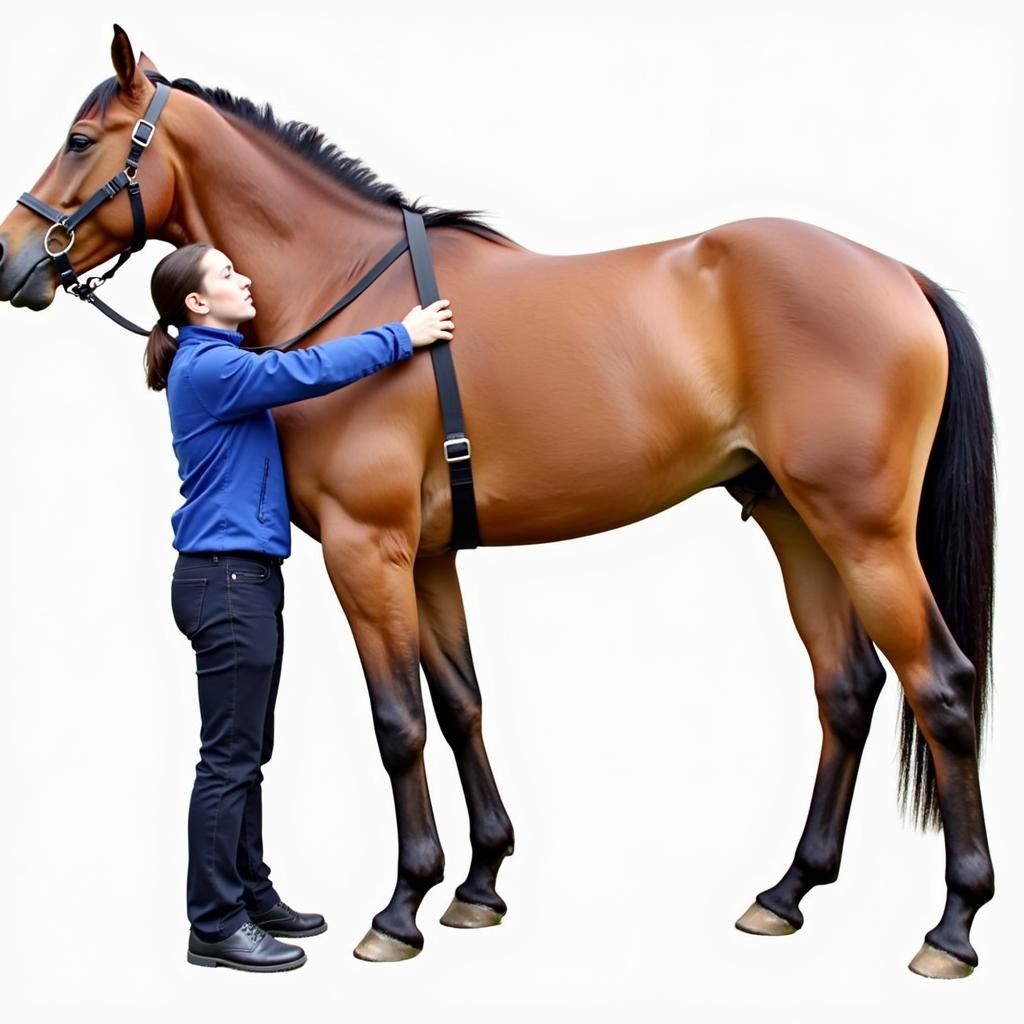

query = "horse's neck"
[159,118,402,346]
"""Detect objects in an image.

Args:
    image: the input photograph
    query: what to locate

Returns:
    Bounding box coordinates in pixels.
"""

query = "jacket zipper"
[256,456,270,523]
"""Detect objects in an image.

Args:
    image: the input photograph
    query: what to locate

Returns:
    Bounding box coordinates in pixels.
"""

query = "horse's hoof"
[352,927,421,962]
[908,943,974,979]
[734,901,797,936]
[439,898,505,928]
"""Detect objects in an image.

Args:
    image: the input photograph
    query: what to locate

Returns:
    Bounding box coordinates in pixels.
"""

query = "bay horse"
[0,27,996,978]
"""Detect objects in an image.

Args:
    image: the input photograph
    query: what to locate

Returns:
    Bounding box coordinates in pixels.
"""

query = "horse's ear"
[138,51,161,76]
[111,24,146,99]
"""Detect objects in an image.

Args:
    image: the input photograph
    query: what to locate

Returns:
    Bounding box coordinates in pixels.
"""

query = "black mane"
[73,70,516,242]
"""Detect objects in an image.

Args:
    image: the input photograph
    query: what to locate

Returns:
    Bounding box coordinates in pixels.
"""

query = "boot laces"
[241,920,268,943]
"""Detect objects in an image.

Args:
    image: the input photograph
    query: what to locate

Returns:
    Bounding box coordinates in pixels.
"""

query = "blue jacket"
[166,321,413,557]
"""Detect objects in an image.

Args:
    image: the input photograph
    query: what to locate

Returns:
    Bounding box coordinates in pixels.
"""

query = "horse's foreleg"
[726,484,886,936]
[413,552,515,928]
[321,518,444,962]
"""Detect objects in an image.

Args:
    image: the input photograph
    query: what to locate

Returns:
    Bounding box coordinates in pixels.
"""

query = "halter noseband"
[15,81,172,335]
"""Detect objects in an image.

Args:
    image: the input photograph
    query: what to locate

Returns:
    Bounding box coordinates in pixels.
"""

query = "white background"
[0,1,1019,1019]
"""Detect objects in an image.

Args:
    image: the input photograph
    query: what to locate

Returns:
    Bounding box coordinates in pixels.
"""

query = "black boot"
[187,920,306,971]
[249,899,328,938]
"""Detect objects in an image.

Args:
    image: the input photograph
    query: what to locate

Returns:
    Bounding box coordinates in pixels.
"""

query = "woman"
[144,241,453,972]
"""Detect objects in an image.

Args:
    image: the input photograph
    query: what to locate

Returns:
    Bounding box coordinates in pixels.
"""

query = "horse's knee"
[435,693,482,743]
[371,701,428,774]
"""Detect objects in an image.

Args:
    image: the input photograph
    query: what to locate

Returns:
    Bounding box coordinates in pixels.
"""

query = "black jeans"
[170,551,286,941]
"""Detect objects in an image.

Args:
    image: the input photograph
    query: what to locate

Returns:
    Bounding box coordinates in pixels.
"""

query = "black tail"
[903,267,996,831]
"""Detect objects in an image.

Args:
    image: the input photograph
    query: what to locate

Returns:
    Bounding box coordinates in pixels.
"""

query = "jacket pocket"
[170,578,208,639]
[256,456,270,523]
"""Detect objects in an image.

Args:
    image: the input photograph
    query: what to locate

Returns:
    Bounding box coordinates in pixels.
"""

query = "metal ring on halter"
[43,221,75,257]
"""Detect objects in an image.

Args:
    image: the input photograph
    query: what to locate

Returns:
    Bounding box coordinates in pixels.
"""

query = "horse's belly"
[421,247,748,549]
[277,232,750,555]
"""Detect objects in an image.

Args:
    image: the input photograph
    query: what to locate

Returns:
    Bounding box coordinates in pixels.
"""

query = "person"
[143,241,454,972]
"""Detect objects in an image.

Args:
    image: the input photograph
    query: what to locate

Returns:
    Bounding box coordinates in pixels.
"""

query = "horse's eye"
[67,134,94,153]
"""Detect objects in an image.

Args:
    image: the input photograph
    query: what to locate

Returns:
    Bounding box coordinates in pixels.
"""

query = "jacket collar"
[176,323,244,347]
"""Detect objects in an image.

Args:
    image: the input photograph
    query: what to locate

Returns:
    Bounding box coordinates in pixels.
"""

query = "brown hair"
[143,242,212,391]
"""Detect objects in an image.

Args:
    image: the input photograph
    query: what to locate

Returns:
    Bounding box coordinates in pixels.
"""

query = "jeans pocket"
[228,568,270,583]
[227,558,271,583]
[171,578,208,638]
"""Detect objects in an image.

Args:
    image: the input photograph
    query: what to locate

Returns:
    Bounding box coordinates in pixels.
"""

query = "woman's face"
[184,248,256,329]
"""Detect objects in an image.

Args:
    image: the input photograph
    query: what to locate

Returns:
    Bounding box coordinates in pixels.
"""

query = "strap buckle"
[131,118,156,148]
[444,436,472,463]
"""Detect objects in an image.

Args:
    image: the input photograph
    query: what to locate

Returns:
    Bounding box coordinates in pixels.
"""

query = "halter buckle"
[43,220,75,257]
[444,436,472,463]
[131,118,156,148]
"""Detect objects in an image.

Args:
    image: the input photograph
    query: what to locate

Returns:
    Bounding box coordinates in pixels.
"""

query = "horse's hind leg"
[763,444,994,976]
[413,552,515,928]
[725,480,887,936]
[807,531,992,976]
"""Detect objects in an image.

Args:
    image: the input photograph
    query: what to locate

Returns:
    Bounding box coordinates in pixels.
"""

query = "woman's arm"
[186,322,413,421]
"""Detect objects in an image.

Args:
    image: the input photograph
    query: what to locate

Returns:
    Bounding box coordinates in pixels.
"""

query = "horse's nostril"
[0,236,6,270]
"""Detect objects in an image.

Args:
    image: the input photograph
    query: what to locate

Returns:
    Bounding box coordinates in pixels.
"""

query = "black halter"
[16,82,172,334]
[15,81,481,550]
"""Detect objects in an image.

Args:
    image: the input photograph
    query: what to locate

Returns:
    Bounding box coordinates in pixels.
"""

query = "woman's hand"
[403,298,455,348]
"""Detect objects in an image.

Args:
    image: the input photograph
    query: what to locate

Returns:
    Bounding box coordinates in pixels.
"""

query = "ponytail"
[144,241,212,392]
[144,318,179,391]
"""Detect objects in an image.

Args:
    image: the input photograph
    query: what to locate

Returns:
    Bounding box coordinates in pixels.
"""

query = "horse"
[0,26,995,977]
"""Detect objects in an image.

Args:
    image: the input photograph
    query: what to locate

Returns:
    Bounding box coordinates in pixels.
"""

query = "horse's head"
[0,24,176,311]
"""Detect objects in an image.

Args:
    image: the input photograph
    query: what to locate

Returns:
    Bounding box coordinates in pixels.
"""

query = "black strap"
[68,171,131,230]
[244,208,480,551]
[81,287,156,333]
[402,207,480,551]
[243,233,411,354]
[124,84,171,173]
[128,179,146,251]
[17,170,133,232]
[16,193,67,223]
